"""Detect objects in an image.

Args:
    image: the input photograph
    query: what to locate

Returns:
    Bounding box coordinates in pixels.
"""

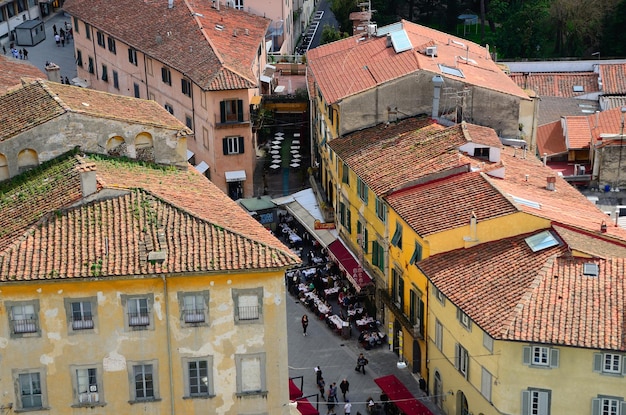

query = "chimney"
[542,153,547,166]
[76,163,97,198]
[546,176,556,191]
[386,34,392,48]
[431,75,444,119]
[168,0,173,8]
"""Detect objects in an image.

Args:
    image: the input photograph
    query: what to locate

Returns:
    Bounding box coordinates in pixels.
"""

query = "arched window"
[107,136,126,157]
[17,149,39,173]
[0,154,9,181]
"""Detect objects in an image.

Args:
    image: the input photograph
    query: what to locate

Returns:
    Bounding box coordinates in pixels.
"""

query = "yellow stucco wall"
[0,269,290,415]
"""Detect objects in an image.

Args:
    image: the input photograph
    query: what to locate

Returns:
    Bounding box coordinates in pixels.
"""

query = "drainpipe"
[162,275,175,415]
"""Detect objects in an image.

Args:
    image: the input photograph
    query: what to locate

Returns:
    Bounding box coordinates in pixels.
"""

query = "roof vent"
[215,24,224,31]
[155,35,163,44]
[233,29,237,37]
[546,176,556,191]
[582,263,599,276]
[386,34,392,48]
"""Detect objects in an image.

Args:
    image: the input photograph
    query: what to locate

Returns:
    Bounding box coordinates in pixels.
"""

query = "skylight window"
[582,263,599,276]
[390,29,413,53]
[525,231,559,252]
[511,195,541,210]
[573,85,584,92]
[439,64,465,78]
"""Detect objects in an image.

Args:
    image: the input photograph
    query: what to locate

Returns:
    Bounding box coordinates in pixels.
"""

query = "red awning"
[295,398,320,415]
[327,239,372,292]
[289,378,303,400]
[374,375,433,415]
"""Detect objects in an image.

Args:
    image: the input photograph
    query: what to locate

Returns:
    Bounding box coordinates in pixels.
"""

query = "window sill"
[15,407,50,413]
[129,398,161,405]
[236,391,268,398]
[183,394,215,400]
[71,402,106,408]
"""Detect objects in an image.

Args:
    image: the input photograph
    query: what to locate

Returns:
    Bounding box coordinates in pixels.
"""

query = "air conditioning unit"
[425,46,437,57]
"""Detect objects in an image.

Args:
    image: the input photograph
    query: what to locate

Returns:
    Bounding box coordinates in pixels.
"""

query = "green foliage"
[330,0,358,34]
[321,24,349,45]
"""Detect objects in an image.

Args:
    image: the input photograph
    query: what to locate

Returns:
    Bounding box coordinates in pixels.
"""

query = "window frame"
[232,287,263,324]
[64,297,97,333]
[101,64,108,82]
[178,291,209,327]
[223,136,245,155]
[235,353,267,396]
[592,396,626,415]
[96,31,105,48]
[434,319,443,351]
[113,70,119,89]
[341,163,349,185]
[409,241,422,265]
[121,294,154,331]
[594,353,626,376]
[391,221,403,248]
[128,361,160,402]
[372,240,384,272]
[357,177,368,204]
[107,36,116,54]
[454,343,469,379]
[481,367,492,402]
[523,345,559,368]
[85,23,91,39]
[521,388,551,415]
[220,99,244,123]
[182,356,215,398]
[88,57,94,74]
[161,67,172,86]
[128,48,138,65]
[456,307,472,331]
[164,103,174,115]
[76,49,83,67]
[375,197,386,223]
[71,364,105,407]
[13,368,47,410]
[181,78,192,97]
[7,300,40,337]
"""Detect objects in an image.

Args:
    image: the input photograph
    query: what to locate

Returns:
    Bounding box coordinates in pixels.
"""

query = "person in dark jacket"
[339,378,349,401]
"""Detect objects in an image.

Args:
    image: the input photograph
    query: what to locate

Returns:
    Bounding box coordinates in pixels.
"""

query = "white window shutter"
[591,398,600,415]
[538,391,550,413]
[521,391,530,415]
[593,353,602,372]
[523,346,531,365]
[550,348,559,368]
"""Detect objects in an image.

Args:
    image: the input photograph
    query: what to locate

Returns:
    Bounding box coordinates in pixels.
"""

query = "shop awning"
[374,375,433,415]
[225,170,247,182]
[273,189,337,248]
[195,161,209,174]
[186,149,194,161]
[289,378,303,400]
[327,239,372,292]
[295,398,319,415]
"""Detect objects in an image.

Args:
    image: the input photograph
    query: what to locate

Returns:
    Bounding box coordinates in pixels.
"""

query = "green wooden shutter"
[222,138,229,155]
[238,136,244,154]
[220,101,226,123]
[237,100,244,122]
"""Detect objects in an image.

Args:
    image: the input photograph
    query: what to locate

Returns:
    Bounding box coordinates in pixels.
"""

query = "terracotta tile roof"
[599,63,626,95]
[63,0,269,91]
[564,116,592,149]
[0,80,187,142]
[386,172,518,236]
[536,121,567,156]
[601,95,626,110]
[486,146,626,240]
[553,224,626,259]
[307,20,529,105]
[0,55,46,94]
[509,72,599,98]
[0,153,299,281]
[329,117,505,196]
[420,231,626,350]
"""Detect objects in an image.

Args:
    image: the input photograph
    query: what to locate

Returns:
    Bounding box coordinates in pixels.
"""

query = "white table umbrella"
[275,132,285,137]
[270,164,281,169]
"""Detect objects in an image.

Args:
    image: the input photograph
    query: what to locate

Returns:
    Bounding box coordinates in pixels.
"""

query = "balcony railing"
[129,313,150,327]
[378,289,423,339]
[215,114,250,128]
[183,308,206,323]
[12,317,38,334]
[237,306,260,321]
[72,317,95,330]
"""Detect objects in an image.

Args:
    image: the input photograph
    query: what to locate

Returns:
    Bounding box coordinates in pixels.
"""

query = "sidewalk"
[2,10,77,81]
[287,288,442,415]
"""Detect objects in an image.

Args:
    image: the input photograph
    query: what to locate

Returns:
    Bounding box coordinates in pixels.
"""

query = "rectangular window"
[185,358,214,397]
[161,67,172,86]
[592,397,626,415]
[341,163,349,185]
[435,319,443,351]
[73,17,79,33]
[133,83,140,98]
[235,353,266,395]
[481,368,492,402]
[233,288,262,323]
[409,289,423,335]
[234,0,243,9]
[523,346,559,368]
[433,286,445,305]
[375,197,386,223]
[223,136,245,155]
[391,268,403,307]
[76,49,83,67]
[113,71,119,89]
[107,37,116,54]
[455,343,469,379]
[522,389,551,415]
[101,64,108,82]
[88,57,94,74]
[475,147,490,158]
[181,78,192,97]
[185,116,193,130]
[9,301,39,335]
[409,241,422,265]
[357,177,368,204]
[457,307,471,330]
[128,48,138,65]
[372,240,384,272]
[594,353,626,375]
[96,31,105,47]
[179,292,208,324]
[132,364,155,401]
[126,297,150,328]
[391,222,403,248]
[75,367,101,404]
[85,23,91,39]
[164,104,174,115]
[18,372,43,409]
[203,127,209,150]
[70,301,94,330]
[220,99,244,123]
[357,221,368,253]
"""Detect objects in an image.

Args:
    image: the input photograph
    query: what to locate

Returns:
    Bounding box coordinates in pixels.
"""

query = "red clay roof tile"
[0,55,46,94]
[509,72,599,98]
[599,63,626,95]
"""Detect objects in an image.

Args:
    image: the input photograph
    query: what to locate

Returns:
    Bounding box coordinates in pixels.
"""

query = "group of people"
[52,22,72,47]
[315,366,358,415]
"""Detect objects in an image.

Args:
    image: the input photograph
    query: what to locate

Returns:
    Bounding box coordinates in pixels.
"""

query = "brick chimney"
[546,176,556,191]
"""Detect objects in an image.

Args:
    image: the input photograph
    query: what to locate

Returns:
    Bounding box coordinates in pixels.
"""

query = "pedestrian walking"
[326,397,336,415]
[65,76,70,85]
[343,399,351,415]
[366,397,375,414]
[19,49,23,59]
[302,314,309,336]
[53,24,57,35]
[315,366,322,383]
[54,33,61,47]
[22,48,28,59]
[329,382,338,402]
[339,378,349,401]
[11,47,19,59]
[2,45,6,55]
[60,32,65,47]
[317,377,326,401]
[355,353,368,375]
